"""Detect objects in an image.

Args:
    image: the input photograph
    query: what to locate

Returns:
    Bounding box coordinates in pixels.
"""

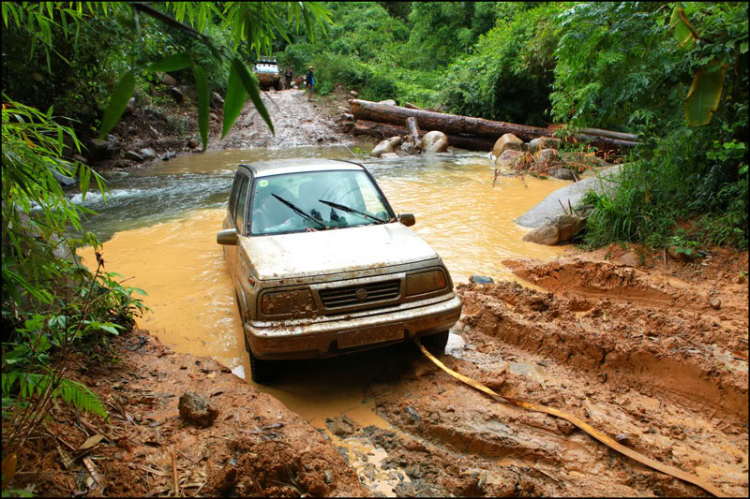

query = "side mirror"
[217,228,239,245]
[399,213,416,227]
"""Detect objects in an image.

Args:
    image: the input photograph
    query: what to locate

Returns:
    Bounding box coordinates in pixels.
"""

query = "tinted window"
[228,175,241,219]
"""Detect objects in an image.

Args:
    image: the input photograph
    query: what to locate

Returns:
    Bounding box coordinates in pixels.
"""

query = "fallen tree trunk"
[353,120,495,152]
[350,100,638,149]
[406,117,421,148]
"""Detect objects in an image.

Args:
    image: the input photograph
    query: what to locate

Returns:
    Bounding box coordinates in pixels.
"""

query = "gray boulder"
[528,137,562,154]
[549,168,575,180]
[497,149,524,168]
[124,150,144,162]
[492,133,524,159]
[138,148,156,161]
[522,215,585,245]
[515,165,623,228]
[87,134,120,163]
[421,131,449,152]
[159,72,178,87]
[534,148,561,165]
[371,136,402,157]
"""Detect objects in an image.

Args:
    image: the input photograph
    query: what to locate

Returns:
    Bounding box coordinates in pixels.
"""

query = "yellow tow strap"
[417,342,727,497]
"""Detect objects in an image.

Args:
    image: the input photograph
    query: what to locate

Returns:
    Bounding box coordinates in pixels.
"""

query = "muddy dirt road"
[211,88,348,150]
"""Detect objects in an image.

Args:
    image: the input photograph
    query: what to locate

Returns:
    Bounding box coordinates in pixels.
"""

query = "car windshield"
[254,65,278,73]
[249,170,393,235]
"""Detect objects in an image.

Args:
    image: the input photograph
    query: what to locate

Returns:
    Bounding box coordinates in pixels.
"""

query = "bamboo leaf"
[231,57,274,135]
[685,62,728,127]
[148,52,193,73]
[192,65,210,152]
[222,61,247,138]
[98,71,135,140]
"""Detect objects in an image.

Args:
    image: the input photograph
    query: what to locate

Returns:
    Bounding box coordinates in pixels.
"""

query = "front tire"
[420,330,449,355]
[248,347,274,384]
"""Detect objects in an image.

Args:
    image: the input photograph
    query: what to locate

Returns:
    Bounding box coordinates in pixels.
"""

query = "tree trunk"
[349,99,639,148]
[404,102,422,110]
[353,120,495,152]
[406,117,421,148]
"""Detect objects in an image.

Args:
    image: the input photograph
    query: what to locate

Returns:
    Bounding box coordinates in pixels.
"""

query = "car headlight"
[406,269,448,296]
[261,289,316,317]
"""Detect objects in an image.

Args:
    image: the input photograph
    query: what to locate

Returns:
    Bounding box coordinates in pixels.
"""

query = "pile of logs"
[349,99,639,152]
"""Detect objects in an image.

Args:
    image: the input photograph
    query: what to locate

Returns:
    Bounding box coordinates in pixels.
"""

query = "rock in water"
[527,137,562,154]
[522,215,586,245]
[421,131,449,152]
[492,133,524,159]
[178,392,219,427]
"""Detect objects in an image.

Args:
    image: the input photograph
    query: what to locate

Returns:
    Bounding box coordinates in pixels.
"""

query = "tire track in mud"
[360,257,748,497]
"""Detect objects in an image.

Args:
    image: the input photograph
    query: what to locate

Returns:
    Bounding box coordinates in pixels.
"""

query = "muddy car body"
[253,56,282,91]
[218,158,462,382]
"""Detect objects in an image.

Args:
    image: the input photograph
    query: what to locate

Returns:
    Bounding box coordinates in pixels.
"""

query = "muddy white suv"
[217,158,462,383]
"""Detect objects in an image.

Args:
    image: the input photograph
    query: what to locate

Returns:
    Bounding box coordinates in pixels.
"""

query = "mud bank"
[8,328,369,497]
[364,256,747,497]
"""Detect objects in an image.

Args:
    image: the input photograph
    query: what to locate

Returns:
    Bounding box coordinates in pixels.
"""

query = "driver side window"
[233,175,249,233]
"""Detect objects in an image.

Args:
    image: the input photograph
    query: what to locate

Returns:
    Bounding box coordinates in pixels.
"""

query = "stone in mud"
[327,415,357,437]
[620,251,641,267]
[710,298,722,310]
[404,406,420,422]
[124,150,144,162]
[492,133,524,159]
[139,148,156,161]
[522,215,585,245]
[187,138,199,149]
[549,167,576,180]
[178,391,219,427]
[421,131,449,153]
[87,134,120,163]
[471,276,494,284]
[528,136,562,154]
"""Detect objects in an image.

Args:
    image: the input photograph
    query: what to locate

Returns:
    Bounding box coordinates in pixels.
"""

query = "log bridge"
[349,99,639,152]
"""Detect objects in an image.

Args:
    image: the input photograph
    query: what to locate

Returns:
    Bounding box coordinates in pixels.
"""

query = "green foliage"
[438,2,566,125]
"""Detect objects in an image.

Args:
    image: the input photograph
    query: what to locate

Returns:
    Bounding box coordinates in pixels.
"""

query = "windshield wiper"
[318,199,387,224]
[272,194,327,229]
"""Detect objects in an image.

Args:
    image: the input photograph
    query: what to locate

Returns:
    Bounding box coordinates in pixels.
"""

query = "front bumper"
[246,295,462,360]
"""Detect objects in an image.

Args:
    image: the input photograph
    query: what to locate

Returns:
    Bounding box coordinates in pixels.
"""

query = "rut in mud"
[360,257,748,497]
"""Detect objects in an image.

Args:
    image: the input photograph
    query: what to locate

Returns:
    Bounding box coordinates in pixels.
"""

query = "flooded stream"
[77,146,571,495]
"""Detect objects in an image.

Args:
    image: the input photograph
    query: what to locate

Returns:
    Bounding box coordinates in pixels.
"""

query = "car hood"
[240,223,438,281]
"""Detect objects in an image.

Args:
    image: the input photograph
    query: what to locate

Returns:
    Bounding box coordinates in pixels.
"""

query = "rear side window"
[228,175,241,217]
[234,175,249,232]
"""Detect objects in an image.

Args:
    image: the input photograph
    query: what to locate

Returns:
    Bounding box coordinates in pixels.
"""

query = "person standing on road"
[306,66,315,102]
[284,67,293,90]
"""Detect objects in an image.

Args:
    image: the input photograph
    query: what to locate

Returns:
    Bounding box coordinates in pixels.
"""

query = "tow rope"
[417,341,727,497]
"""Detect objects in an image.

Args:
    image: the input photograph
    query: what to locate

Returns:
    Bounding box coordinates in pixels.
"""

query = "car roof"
[239,158,365,178]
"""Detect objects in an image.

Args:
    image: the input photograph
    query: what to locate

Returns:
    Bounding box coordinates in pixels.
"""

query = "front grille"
[319,279,401,309]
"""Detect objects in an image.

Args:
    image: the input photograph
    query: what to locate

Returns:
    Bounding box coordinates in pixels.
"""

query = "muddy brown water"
[77,147,571,495]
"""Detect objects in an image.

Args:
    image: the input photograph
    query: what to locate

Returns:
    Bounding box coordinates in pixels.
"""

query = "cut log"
[406,117,421,148]
[353,120,495,152]
[350,99,638,148]
[580,128,638,142]
[404,102,422,110]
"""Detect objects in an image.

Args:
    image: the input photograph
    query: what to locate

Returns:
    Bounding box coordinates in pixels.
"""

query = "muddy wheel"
[420,330,449,355]
[249,348,273,384]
